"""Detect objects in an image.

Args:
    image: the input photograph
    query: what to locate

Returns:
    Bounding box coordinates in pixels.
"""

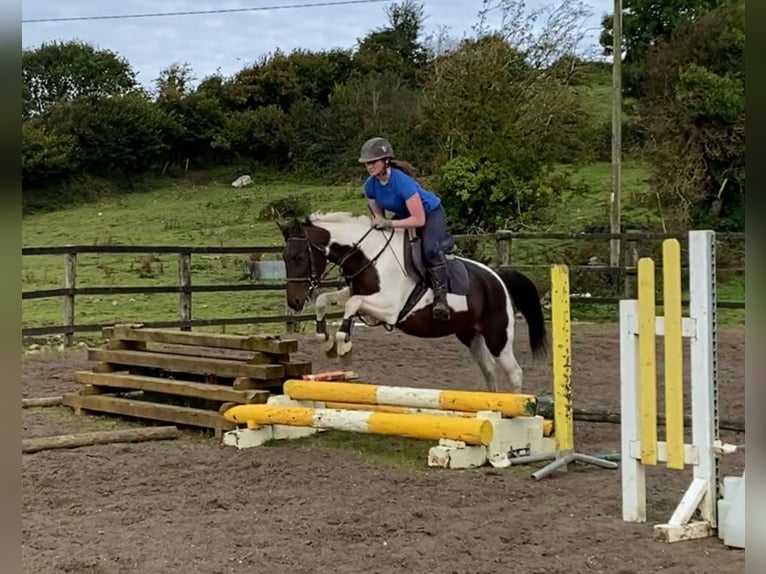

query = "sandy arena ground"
[22,322,746,574]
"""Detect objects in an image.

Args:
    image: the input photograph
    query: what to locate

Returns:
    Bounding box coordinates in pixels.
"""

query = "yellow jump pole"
[282,380,540,418]
[322,401,555,437]
[223,404,494,446]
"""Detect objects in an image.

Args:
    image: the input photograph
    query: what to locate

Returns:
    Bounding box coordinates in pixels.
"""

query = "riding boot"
[428,261,451,321]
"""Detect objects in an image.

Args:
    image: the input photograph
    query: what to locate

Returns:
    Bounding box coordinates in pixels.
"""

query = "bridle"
[285,224,394,300]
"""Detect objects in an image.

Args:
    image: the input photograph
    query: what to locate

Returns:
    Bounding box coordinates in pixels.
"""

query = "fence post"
[623,231,640,298]
[64,252,76,346]
[495,231,512,268]
[285,306,298,334]
[178,251,192,331]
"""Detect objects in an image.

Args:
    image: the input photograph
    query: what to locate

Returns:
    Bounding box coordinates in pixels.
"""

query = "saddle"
[395,229,470,323]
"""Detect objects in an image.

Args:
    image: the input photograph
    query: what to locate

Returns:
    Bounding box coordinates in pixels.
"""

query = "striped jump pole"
[282,379,543,418]
[620,230,727,543]
[510,264,618,478]
[222,404,494,446]
[320,401,555,437]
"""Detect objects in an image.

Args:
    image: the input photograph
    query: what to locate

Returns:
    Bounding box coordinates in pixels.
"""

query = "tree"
[154,62,196,106]
[638,0,744,229]
[353,0,428,84]
[22,40,138,118]
[421,0,596,231]
[599,0,723,98]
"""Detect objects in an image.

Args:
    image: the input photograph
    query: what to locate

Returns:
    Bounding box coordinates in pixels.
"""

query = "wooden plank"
[637,257,658,465]
[110,325,298,353]
[62,394,236,433]
[22,426,179,454]
[106,339,147,351]
[74,371,270,404]
[232,377,285,390]
[87,348,285,380]
[662,238,685,470]
[283,361,313,377]
[142,343,291,364]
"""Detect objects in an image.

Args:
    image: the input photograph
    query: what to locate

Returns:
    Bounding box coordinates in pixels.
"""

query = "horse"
[278,211,548,393]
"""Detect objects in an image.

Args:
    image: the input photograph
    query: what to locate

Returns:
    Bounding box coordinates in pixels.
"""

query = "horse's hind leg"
[496,340,523,393]
[457,330,498,392]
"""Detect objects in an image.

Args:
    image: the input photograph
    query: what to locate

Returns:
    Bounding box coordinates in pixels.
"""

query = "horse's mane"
[307,211,371,226]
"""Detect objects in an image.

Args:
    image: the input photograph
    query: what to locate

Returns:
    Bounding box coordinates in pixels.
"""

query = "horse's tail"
[498,269,548,359]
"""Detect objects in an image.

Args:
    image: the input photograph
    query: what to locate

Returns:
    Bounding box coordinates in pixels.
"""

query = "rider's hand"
[371,216,393,230]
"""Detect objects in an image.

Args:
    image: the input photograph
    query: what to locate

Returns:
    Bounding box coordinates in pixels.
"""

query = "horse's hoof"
[322,336,337,355]
[336,339,353,356]
[335,331,352,356]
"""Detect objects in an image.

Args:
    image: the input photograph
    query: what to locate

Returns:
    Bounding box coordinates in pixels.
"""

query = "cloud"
[22,0,613,87]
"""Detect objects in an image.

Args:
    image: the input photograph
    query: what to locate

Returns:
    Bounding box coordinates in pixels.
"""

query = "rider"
[358,136,455,321]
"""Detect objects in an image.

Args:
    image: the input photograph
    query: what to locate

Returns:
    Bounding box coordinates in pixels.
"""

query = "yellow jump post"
[510,264,618,478]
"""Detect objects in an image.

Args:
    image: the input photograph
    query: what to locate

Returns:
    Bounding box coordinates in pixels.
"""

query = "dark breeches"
[420,205,454,266]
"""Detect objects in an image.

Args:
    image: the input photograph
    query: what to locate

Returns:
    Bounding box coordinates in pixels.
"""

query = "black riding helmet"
[359,137,394,163]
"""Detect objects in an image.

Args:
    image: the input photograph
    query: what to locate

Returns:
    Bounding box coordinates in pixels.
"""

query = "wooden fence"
[22,231,746,344]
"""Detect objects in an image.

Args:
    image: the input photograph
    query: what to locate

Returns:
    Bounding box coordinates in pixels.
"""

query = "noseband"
[285,232,329,296]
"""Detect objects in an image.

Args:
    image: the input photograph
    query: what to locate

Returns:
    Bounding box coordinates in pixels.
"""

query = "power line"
[22,0,390,24]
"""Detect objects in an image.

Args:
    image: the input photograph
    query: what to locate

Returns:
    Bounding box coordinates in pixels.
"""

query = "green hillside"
[24,157,743,339]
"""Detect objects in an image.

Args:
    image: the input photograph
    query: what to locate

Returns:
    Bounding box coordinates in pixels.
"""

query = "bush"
[437,155,562,232]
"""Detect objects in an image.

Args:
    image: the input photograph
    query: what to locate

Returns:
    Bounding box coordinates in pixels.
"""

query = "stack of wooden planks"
[62,324,312,437]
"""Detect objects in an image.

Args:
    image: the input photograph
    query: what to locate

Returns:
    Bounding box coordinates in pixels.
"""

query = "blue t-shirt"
[364,168,441,219]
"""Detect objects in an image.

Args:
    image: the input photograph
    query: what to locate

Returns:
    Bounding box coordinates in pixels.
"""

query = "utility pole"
[610,0,623,271]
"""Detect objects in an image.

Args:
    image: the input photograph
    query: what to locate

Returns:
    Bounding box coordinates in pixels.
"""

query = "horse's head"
[278,217,332,312]
[279,211,386,311]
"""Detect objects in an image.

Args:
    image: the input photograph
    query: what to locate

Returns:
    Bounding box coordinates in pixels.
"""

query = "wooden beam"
[109,325,298,354]
[142,343,290,363]
[74,371,269,404]
[22,396,64,408]
[22,426,180,454]
[87,348,285,380]
[63,394,236,434]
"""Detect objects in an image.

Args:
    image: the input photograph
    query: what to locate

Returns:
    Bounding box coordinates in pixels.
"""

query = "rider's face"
[365,159,385,177]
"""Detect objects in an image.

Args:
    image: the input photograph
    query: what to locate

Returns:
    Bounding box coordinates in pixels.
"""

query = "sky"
[22,0,614,89]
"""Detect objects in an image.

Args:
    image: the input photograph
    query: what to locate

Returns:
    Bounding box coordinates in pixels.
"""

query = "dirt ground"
[22,322,746,574]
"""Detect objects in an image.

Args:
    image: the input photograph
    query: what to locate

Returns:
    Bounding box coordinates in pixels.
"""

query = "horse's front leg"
[335,295,398,357]
[315,287,350,353]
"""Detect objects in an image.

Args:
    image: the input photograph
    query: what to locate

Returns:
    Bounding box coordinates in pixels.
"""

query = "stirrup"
[433,301,450,320]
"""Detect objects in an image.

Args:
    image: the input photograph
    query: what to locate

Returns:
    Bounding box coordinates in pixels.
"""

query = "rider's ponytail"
[389,159,418,177]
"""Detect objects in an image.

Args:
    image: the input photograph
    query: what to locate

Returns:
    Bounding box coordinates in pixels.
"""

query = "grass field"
[21,160,745,341]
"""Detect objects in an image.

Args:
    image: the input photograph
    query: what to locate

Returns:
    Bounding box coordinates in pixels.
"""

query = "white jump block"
[428,439,487,469]
[426,413,555,469]
[479,412,556,468]
[717,471,746,549]
[222,426,274,449]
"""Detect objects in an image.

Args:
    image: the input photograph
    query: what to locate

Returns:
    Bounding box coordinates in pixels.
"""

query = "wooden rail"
[22,231,745,343]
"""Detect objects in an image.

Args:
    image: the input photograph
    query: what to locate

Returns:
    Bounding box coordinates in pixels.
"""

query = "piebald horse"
[279,212,547,393]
